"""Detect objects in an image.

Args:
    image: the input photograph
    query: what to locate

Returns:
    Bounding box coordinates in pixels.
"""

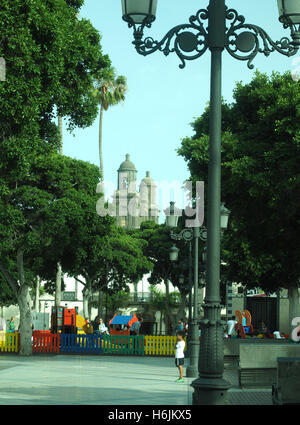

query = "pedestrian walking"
[174,330,185,383]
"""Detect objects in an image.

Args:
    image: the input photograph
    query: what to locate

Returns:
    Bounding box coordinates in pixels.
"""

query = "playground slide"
[76,314,94,334]
[76,314,86,330]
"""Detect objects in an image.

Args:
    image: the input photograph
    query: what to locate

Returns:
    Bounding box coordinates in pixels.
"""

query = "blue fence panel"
[60,334,103,354]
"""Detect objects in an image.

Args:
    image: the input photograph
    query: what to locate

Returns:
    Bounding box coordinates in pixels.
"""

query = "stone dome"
[118,154,137,172]
[141,171,155,185]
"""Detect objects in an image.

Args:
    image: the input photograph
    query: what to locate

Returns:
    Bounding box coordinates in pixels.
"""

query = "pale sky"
[62,0,297,218]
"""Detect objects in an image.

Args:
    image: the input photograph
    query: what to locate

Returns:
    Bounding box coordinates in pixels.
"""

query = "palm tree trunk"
[55,115,63,306]
[160,310,163,335]
[99,106,104,181]
[164,280,170,335]
[34,276,40,312]
[97,290,104,318]
[58,115,63,155]
[55,263,62,307]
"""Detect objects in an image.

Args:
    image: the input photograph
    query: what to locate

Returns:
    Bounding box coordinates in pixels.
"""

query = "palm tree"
[93,70,127,317]
[55,114,63,306]
[93,69,128,181]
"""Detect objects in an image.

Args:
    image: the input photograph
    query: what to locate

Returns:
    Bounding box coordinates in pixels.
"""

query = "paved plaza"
[0,354,272,405]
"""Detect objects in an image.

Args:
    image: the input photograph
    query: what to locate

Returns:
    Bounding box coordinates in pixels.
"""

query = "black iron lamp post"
[121,0,300,405]
[169,236,193,357]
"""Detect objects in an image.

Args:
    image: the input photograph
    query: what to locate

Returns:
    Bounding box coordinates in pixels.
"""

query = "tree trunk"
[164,280,176,335]
[34,276,40,312]
[82,291,89,320]
[0,251,33,355]
[98,290,104,318]
[16,249,32,356]
[160,310,163,335]
[82,277,92,320]
[288,285,300,338]
[55,263,62,307]
[55,115,63,307]
[99,106,104,181]
[175,291,187,324]
[75,278,78,300]
[18,284,33,356]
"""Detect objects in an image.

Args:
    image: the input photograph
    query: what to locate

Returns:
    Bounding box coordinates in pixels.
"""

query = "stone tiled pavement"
[0,354,272,405]
[224,358,272,405]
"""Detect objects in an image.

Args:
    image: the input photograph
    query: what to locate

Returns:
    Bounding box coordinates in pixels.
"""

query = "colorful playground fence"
[0,333,186,356]
[144,335,187,356]
[0,331,20,353]
[60,334,103,354]
[101,335,144,355]
[32,331,60,353]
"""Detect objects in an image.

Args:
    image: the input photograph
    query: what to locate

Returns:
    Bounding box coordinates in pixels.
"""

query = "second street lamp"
[121,0,299,405]
[166,201,207,378]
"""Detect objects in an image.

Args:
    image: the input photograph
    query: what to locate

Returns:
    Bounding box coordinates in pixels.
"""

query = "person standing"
[130,317,140,336]
[175,331,185,383]
[8,317,16,333]
[176,320,184,332]
[99,318,109,335]
[92,316,100,335]
[227,316,237,338]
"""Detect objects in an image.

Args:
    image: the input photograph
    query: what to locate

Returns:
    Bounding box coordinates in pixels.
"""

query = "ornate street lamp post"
[121,0,299,405]
[166,201,207,378]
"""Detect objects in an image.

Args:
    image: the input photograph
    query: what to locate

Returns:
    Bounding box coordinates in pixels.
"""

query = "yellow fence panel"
[144,336,187,356]
[0,332,19,353]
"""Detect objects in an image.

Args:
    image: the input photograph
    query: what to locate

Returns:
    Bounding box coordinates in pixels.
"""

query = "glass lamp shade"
[278,0,300,25]
[220,203,230,230]
[122,0,158,25]
[165,201,181,228]
[166,214,179,228]
[169,245,179,262]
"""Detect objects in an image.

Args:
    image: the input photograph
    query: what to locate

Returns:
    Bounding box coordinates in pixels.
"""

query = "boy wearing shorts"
[175,331,185,383]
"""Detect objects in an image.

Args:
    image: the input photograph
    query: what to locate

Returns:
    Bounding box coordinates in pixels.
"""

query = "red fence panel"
[32,332,60,353]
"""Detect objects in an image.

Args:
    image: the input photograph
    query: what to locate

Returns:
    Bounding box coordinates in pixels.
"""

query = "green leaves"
[93,68,128,112]
[178,71,300,293]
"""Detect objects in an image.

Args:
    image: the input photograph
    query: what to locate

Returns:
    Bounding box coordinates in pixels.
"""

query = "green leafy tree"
[148,286,182,335]
[0,0,111,354]
[68,225,153,319]
[178,71,300,334]
[96,290,132,321]
[133,221,193,334]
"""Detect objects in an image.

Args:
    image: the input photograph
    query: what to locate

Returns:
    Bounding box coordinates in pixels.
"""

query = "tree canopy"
[0,0,112,354]
[178,71,300,294]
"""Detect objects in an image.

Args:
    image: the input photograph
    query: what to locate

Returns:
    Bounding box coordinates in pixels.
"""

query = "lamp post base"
[191,376,231,405]
[185,365,198,378]
[185,319,199,378]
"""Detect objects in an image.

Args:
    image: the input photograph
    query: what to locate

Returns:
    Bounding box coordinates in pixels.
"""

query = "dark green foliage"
[178,71,300,293]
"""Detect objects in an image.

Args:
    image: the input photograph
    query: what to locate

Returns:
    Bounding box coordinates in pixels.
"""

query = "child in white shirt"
[175,331,185,383]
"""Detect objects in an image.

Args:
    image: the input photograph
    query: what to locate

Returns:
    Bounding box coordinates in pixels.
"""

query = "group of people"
[84,315,143,336]
[84,316,109,335]
[225,315,285,339]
